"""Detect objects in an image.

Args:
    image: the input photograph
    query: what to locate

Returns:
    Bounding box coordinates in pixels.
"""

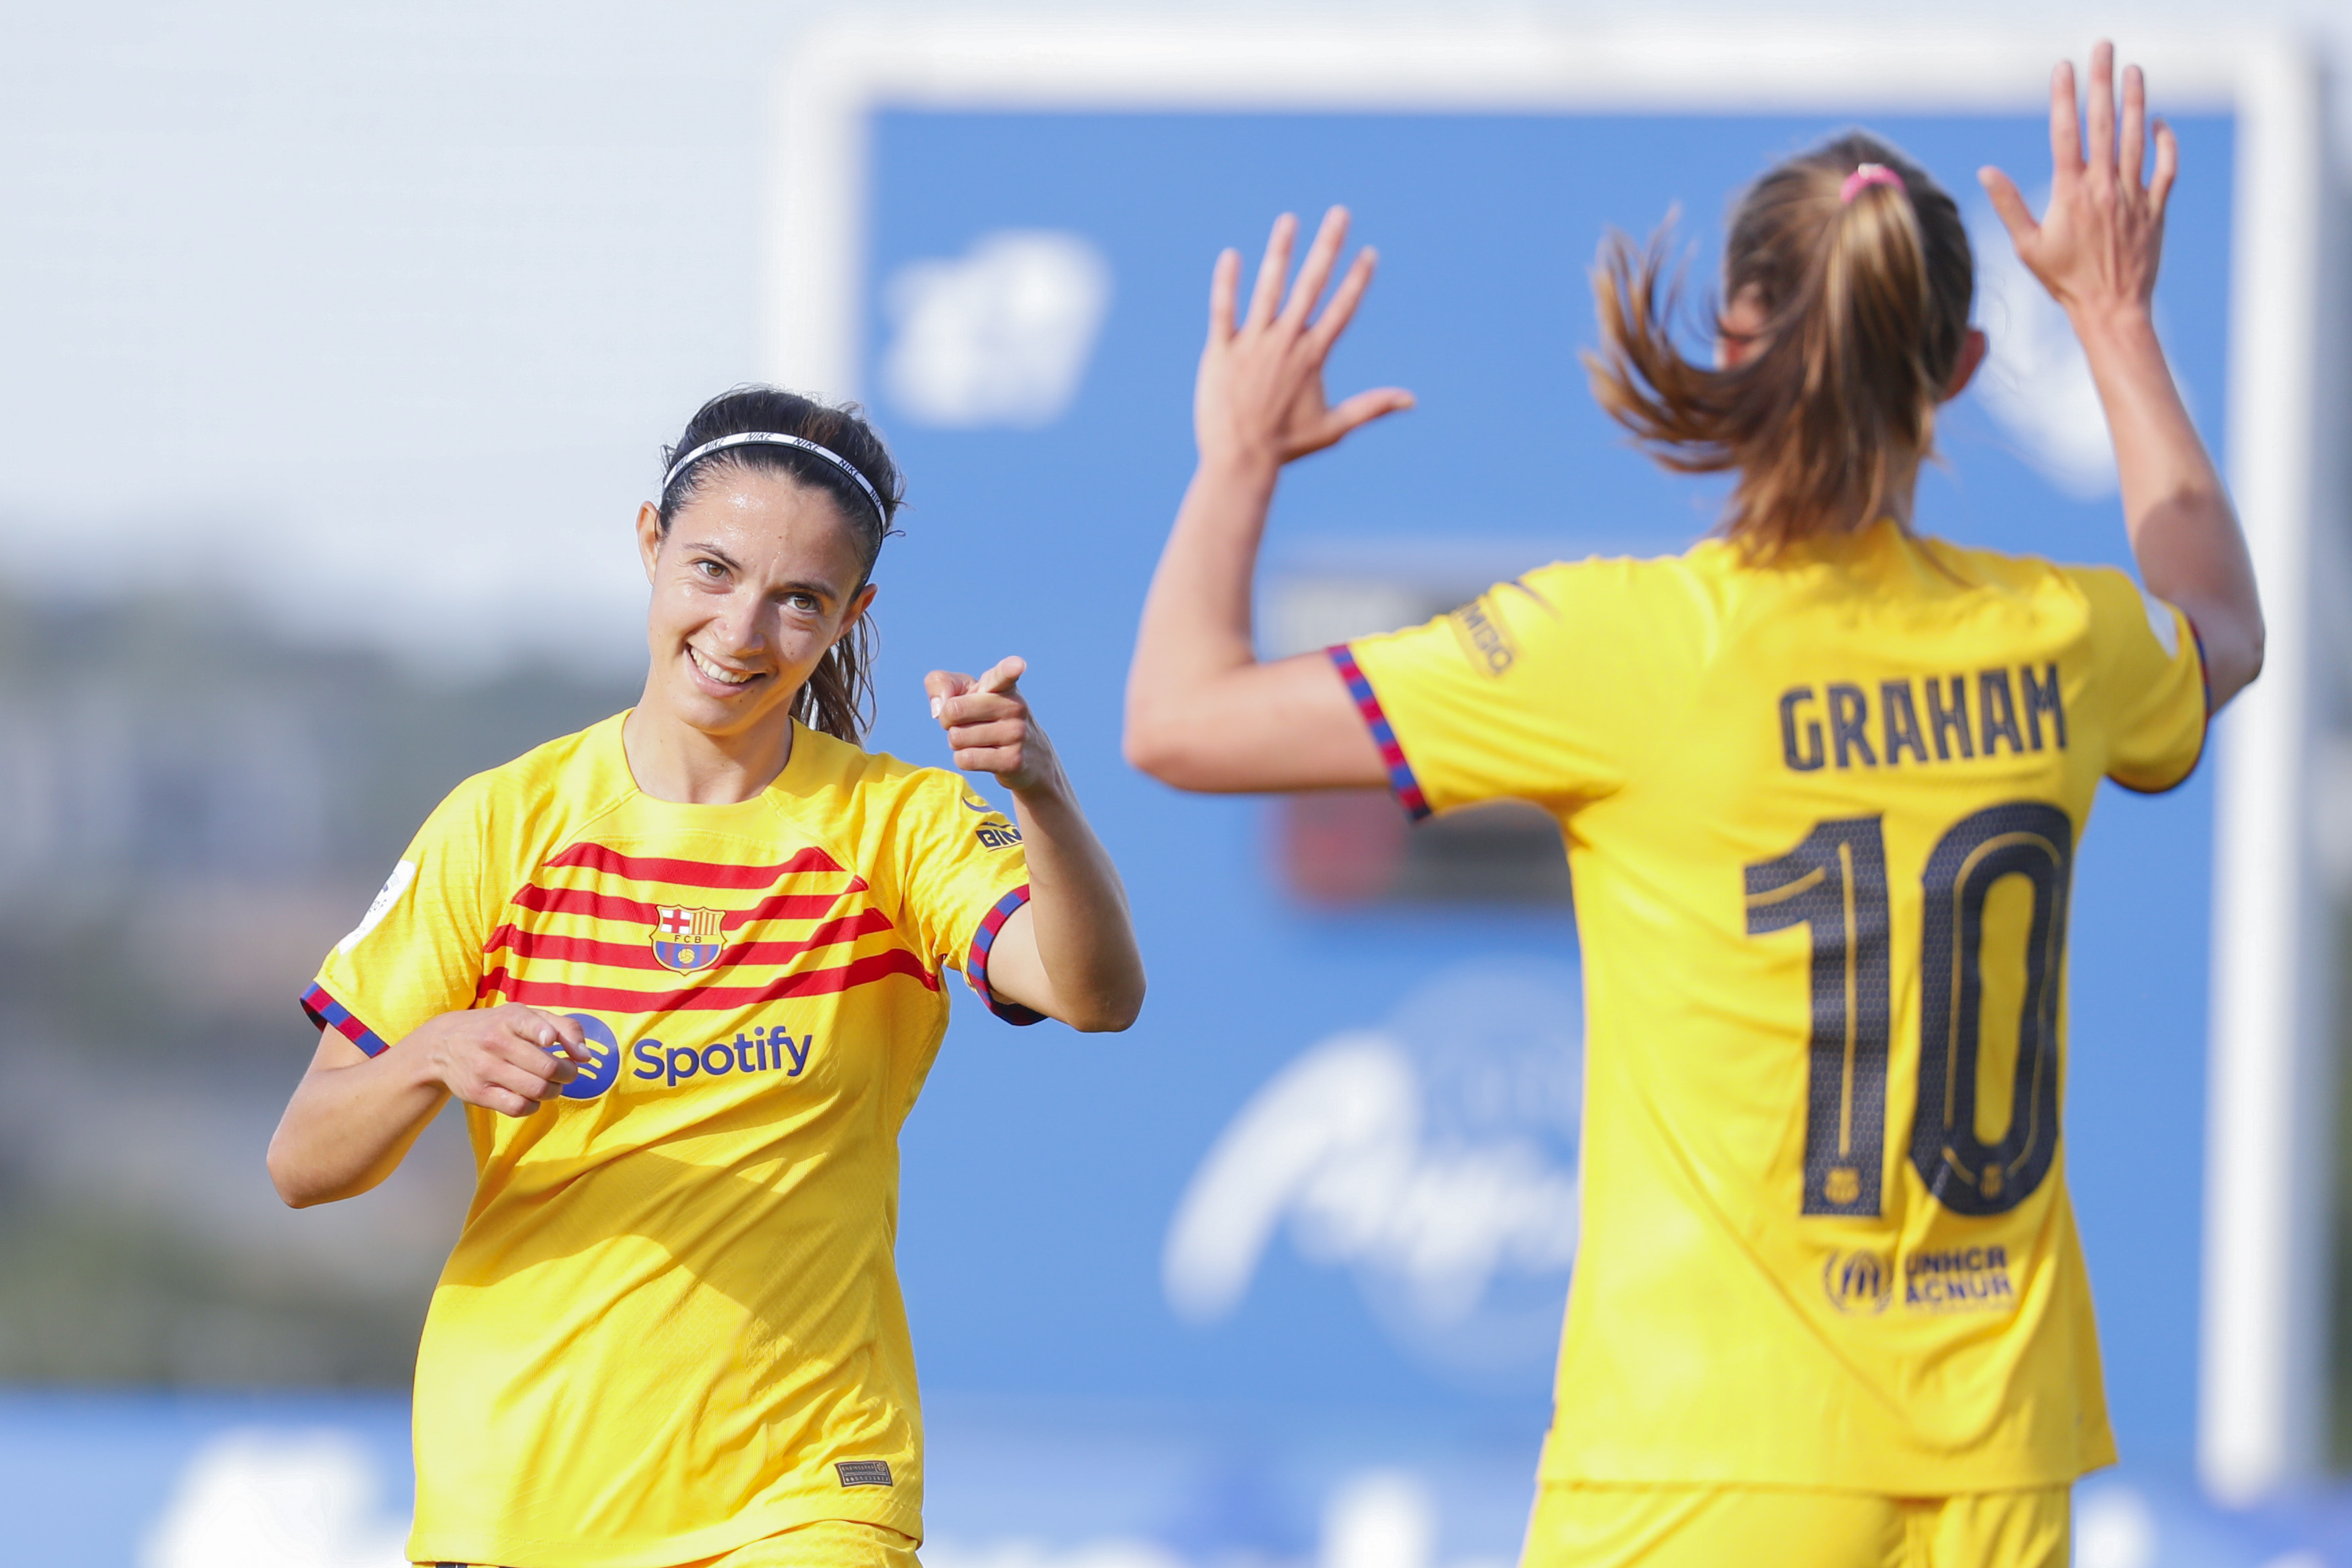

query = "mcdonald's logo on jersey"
[1822,1248,1893,1316]
[651,905,726,973]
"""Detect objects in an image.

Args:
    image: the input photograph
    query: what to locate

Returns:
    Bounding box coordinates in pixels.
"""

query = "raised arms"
[1981,42,2263,707]
[1123,207,1414,793]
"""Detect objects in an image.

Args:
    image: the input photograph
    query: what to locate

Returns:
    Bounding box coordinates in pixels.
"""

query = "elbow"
[265,1136,333,1210]
[1123,716,1224,793]
[1067,975,1147,1034]
[1121,709,1181,785]
[2206,612,2266,711]
[267,1164,316,1210]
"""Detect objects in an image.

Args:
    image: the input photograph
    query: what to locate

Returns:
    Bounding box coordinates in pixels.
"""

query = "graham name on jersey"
[1779,663,2066,773]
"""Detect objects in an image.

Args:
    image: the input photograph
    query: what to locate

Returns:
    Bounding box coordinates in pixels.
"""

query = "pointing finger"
[925,669,976,719]
[977,655,1028,696]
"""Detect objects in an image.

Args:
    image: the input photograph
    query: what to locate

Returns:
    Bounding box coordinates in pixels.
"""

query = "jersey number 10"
[1744,803,2073,1221]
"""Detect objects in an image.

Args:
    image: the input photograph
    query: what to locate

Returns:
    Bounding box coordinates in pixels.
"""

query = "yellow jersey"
[301,712,1036,1567]
[1340,521,2206,1493]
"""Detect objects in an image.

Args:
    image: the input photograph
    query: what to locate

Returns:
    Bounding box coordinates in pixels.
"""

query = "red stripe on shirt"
[481,908,895,971]
[507,881,863,930]
[475,946,939,1012]
[541,842,843,887]
[729,877,870,929]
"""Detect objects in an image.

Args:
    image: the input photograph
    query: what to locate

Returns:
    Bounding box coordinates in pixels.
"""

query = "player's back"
[1341,518,2206,1491]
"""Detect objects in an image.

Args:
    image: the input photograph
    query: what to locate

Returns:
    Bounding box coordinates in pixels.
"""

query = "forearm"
[1008,768,1145,1032]
[267,1045,448,1207]
[2075,305,2264,701]
[1127,454,1280,738]
[1124,457,1385,791]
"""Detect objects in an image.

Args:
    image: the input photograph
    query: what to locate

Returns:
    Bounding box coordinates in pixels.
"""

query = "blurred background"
[0,3,2349,1566]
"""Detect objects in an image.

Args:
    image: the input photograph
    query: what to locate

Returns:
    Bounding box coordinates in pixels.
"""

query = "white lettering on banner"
[138,1428,408,1568]
[1163,960,1583,1379]
[881,231,1112,429]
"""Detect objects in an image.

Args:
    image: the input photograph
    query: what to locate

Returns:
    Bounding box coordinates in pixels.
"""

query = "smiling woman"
[263,386,1144,1568]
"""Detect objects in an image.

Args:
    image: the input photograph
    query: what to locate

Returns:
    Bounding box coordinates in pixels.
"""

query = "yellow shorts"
[1522,1482,2070,1568]
[429,1518,922,1568]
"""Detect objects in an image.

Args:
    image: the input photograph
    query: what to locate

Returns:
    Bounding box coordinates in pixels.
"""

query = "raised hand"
[1195,206,1414,471]
[928,656,1063,793]
[1980,40,2175,325]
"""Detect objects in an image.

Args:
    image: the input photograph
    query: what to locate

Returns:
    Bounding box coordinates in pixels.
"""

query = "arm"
[928,658,1146,1032]
[1124,207,1416,792]
[1981,42,2264,707]
[266,1006,591,1207]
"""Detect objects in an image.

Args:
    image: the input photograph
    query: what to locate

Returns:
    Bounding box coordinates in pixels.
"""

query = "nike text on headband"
[660,432,887,528]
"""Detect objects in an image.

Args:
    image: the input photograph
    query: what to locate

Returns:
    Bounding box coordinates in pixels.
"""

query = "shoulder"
[420,712,634,844]
[1912,536,2107,603]
[1518,548,1729,646]
[1491,554,1713,626]
[775,724,984,832]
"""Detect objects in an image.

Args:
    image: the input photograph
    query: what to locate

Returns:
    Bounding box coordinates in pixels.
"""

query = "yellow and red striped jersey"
[1340,523,2206,1493]
[301,712,1033,1568]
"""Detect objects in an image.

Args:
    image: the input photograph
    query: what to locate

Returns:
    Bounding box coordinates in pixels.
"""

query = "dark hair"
[1585,132,1974,560]
[656,386,905,744]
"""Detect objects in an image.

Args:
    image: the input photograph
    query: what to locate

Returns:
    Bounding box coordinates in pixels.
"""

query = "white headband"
[660,431,887,526]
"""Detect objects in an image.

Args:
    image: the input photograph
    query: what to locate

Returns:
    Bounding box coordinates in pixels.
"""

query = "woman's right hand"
[1193,205,1414,473]
[1979,40,2173,328]
[413,1003,593,1118]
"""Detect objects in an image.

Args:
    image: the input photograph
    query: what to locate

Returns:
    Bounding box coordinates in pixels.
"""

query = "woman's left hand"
[927,656,1062,794]
[1195,206,1414,474]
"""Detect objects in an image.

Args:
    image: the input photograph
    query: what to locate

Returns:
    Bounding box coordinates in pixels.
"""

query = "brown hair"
[658,386,905,745]
[1585,132,1973,560]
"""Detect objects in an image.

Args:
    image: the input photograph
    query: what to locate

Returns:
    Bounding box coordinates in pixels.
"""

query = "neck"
[622,691,795,805]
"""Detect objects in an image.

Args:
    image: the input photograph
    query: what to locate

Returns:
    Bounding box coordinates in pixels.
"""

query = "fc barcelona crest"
[651,905,726,973]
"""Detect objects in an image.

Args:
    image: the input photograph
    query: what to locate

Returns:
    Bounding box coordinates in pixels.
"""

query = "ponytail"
[1585,133,1973,560]
[791,618,878,747]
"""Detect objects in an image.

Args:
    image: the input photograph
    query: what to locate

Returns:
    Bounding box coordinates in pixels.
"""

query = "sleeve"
[2065,565,2210,793]
[299,779,498,1056]
[892,770,1042,1026]
[1338,560,1666,819]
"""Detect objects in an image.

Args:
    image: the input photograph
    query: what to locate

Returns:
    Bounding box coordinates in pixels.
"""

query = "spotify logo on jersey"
[558,1015,622,1100]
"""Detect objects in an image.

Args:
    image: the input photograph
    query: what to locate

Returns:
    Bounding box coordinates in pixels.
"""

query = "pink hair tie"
[1841,163,1905,203]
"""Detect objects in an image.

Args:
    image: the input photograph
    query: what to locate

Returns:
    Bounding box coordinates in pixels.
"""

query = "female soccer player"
[268,386,1144,1568]
[1126,44,2259,1568]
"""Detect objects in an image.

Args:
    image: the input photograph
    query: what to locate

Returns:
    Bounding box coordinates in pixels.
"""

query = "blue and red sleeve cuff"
[300,982,391,1057]
[967,885,1045,1026]
[1326,644,1432,821]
